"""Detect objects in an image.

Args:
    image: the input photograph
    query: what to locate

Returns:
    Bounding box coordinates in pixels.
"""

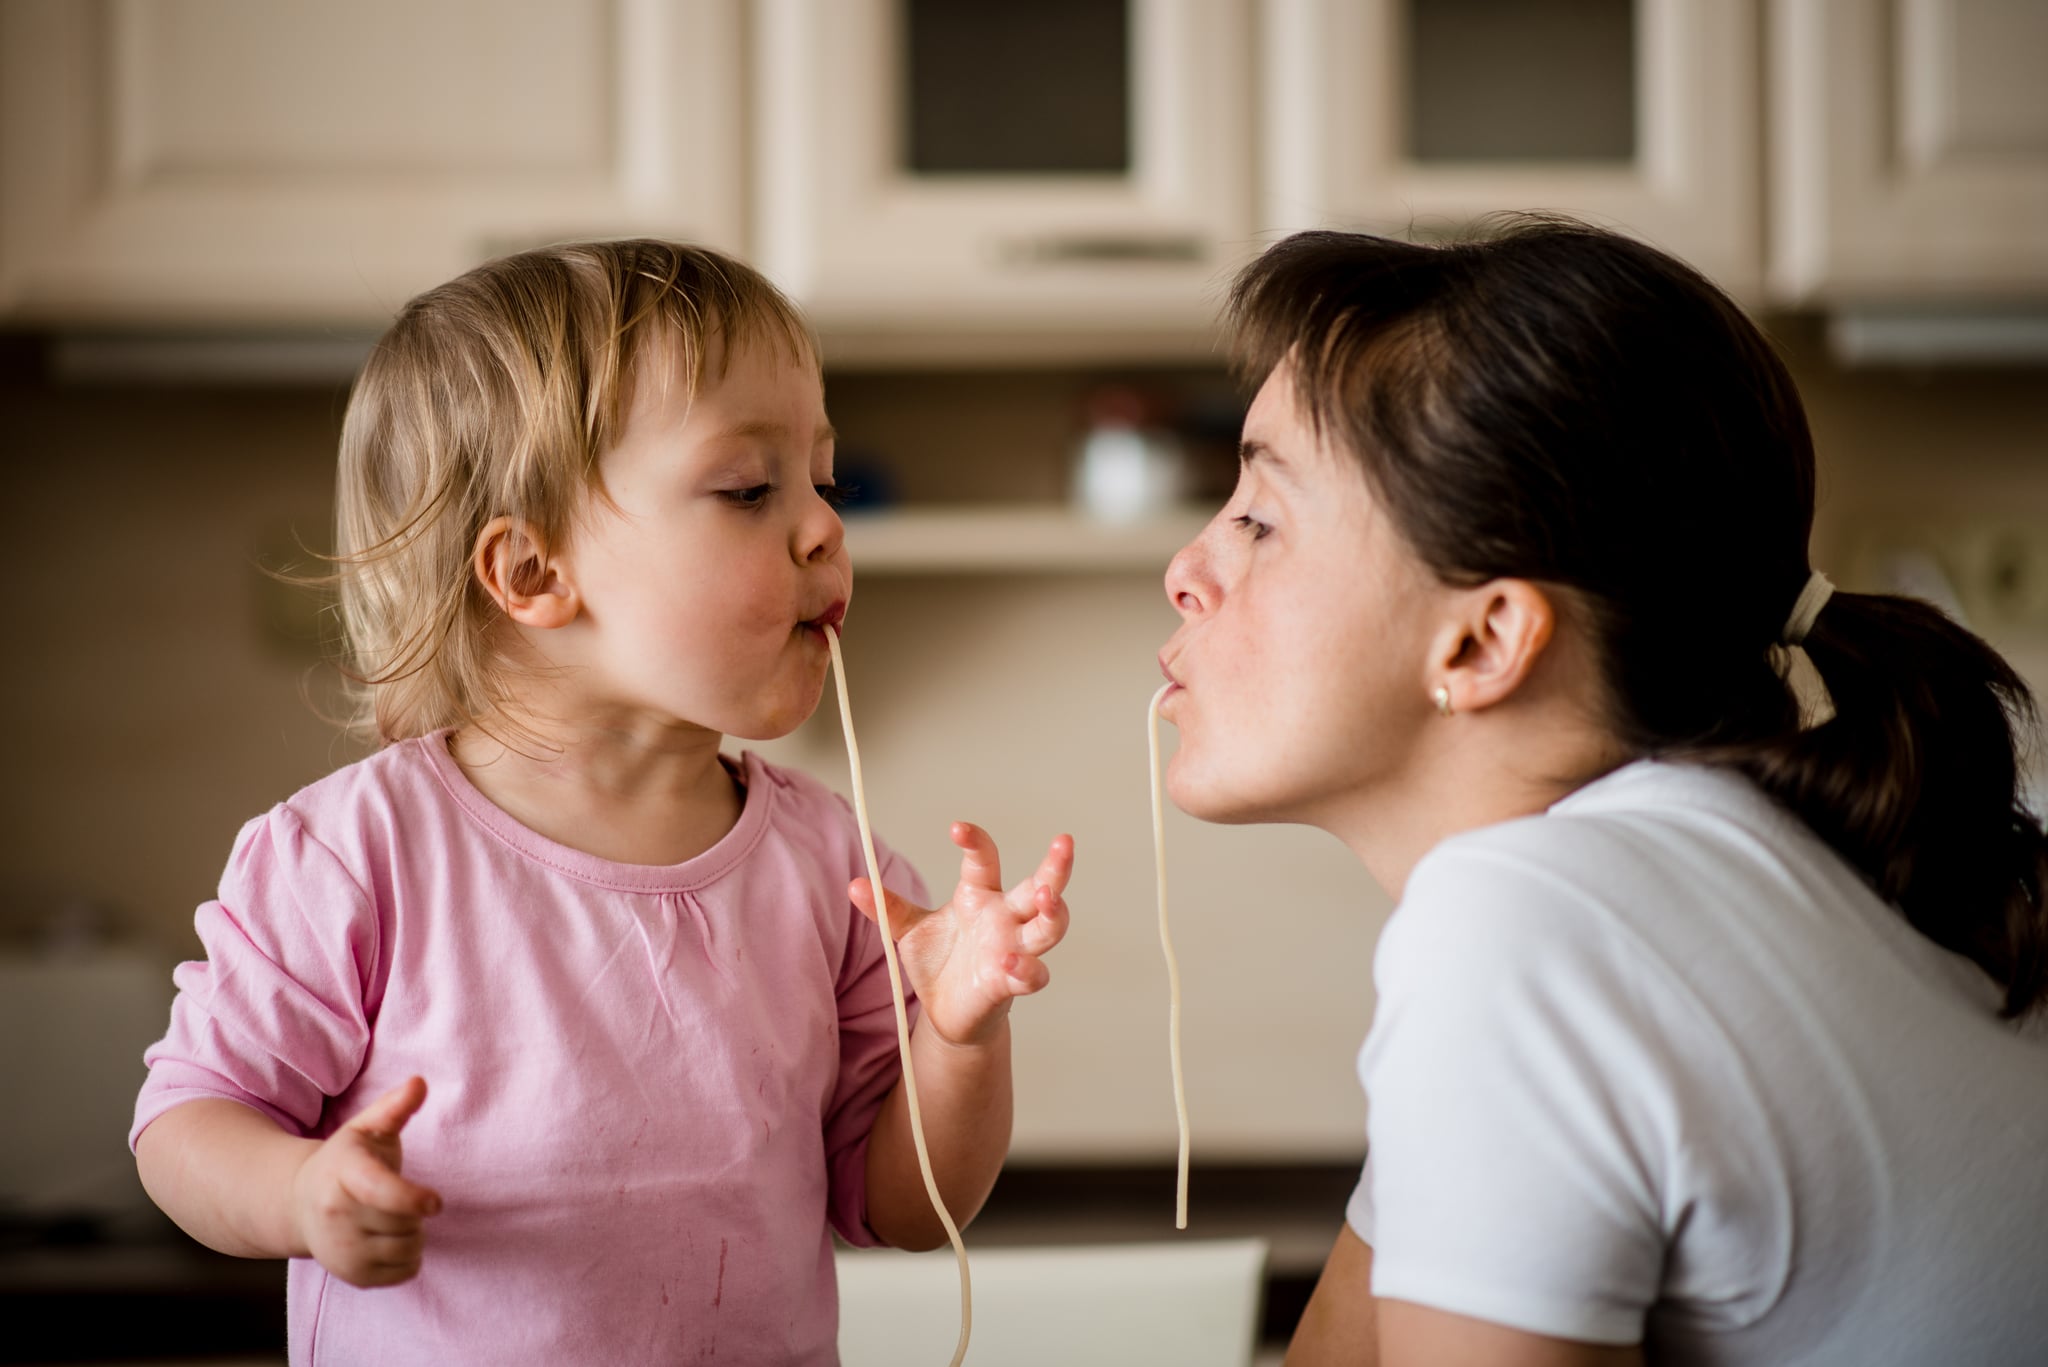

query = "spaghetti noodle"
[824,624,972,1366]
[1149,681,1190,1229]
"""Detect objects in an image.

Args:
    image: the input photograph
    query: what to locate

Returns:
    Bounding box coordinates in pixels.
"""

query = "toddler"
[130,241,1073,1366]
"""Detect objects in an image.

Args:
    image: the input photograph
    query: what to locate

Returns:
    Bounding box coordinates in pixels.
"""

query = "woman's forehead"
[1243,370,1366,489]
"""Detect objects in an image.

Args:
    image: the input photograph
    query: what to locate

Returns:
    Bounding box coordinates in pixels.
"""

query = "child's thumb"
[344,1076,429,1139]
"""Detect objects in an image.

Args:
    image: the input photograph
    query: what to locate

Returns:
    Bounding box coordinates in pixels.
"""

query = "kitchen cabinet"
[0,0,744,324]
[751,0,1256,355]
[8,0,2048,333]
[1769,0,2048,303]
[1261,0,1762,300]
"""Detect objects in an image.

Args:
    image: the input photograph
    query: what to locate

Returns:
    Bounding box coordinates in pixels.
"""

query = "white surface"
[836,1238,1268,1367]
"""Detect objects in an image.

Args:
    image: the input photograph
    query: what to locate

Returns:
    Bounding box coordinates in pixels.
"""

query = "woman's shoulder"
[1414,761,1809,915]
[1394,760,1833,994]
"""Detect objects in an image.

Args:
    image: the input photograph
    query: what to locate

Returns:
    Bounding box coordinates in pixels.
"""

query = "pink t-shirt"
[131,734,926,1366]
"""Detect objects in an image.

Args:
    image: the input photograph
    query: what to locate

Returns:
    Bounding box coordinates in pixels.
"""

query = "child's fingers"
[950,821,1003,892]
[1028,834,1075,899]
[354,1204,427,1236]
[343,1076,428,1139]
[1002,952,1052,996]
[848,877,941,940]
[353,1232,427,1285]
[340,1152,442,1219]
[1019,889,1070,955]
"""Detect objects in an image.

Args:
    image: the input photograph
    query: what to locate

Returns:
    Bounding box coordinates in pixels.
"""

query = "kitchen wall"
[6,317,2047,1166]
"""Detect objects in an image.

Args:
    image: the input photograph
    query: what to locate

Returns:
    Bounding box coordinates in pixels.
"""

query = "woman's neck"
[1330,743,1621,901]
[1322,669,1634,903]
[447,711,745,867]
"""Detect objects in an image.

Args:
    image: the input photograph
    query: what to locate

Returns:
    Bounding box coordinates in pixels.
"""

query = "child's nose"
[798,495,845,565]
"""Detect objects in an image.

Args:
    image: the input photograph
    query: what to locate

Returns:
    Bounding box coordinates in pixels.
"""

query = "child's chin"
[729,696,825,743]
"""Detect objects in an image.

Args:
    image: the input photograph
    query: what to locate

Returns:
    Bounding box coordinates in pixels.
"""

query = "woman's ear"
[472,516,578,629]
[1429,580,1556,715]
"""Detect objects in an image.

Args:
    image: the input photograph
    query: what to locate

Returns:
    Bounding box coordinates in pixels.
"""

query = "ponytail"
[1699,591,2048,1019]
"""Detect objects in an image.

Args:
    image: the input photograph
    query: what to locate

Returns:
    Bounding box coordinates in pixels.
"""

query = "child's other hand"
[850,824,1074,1048]
[290,1076,443,1288]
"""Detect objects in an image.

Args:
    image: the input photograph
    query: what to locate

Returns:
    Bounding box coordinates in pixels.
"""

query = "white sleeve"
[1358,847,1707,1345]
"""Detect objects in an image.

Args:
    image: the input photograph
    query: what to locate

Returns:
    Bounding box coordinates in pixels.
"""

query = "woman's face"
[1158,361,1448,828]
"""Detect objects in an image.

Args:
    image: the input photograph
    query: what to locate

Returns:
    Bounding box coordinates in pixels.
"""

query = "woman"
[1155,219,2048,1366]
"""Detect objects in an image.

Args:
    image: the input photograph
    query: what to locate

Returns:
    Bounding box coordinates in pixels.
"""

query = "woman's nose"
[1164,535,1212,619]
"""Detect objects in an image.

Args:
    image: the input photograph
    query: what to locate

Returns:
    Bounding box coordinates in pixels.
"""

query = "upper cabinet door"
[1770,0,2048,304]
[752,0,1254,349]
[0,0,744,325]
[1260,0,1761,300]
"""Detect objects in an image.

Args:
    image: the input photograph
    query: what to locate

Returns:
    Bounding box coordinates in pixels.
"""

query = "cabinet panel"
[1770,0,2048,302]
[1263,0,1761,300]
[0,0,744,324]
[753,0,1255,341]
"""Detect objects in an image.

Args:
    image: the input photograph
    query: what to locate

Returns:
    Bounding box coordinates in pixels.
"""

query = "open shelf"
[843,504,1211,574]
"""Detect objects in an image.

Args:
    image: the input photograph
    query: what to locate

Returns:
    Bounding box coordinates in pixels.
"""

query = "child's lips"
[803,601,848,635]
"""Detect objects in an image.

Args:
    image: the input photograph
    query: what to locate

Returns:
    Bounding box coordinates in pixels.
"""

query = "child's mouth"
[801,602,848,637]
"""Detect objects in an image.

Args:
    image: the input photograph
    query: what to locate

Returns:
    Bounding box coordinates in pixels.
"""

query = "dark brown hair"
[1228,217,2047,1018]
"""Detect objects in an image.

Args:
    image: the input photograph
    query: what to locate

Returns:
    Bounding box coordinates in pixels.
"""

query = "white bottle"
[1071,386,1188,523]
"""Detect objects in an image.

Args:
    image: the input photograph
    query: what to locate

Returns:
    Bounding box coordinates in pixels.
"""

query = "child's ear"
[1427,579,1556,715]
[472,516,578,629]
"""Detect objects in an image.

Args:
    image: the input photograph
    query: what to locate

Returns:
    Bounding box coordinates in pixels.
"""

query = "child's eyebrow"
[709,418,839,446]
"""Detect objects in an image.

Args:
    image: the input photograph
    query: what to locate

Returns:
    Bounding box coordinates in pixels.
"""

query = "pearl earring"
[1433,685,1453,717]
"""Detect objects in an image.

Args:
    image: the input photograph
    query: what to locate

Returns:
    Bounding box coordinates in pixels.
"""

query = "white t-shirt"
[1347,760,2048,1366]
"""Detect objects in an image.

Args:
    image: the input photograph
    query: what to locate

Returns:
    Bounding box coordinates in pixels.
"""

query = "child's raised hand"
[850,823,1074,1048]
[290,1076,443,1288]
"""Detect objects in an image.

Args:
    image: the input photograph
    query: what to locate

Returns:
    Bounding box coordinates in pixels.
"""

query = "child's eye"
[720,483,776,509]
[816,481,858,508]
[1233,513,1272,541]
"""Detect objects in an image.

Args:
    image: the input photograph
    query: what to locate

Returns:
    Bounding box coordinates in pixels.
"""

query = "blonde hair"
[333,239,816,744]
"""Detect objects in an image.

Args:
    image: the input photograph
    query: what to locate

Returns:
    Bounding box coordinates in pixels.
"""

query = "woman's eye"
[720,483,776,509]
[1233,513,1272,541]
[816,481,858,508]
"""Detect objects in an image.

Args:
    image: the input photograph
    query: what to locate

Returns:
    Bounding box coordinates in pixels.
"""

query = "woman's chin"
[1167,762,1286,827]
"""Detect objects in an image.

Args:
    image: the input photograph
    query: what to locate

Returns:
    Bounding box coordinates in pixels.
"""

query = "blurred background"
[3,1,2044,1362]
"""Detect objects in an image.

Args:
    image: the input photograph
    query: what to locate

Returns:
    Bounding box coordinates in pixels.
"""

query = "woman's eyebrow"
[1240,438,1295,480]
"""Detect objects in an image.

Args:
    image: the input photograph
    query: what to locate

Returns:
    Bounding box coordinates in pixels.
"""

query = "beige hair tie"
[1781,570,1835,646]
[1776,571,1837,728]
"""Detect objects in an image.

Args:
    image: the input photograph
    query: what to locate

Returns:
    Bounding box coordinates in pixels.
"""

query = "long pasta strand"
[825,625,972,1366]
[1149,681,1190,1229]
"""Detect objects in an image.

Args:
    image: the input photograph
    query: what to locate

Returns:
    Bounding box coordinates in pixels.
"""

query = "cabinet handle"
[999,234,1209,266]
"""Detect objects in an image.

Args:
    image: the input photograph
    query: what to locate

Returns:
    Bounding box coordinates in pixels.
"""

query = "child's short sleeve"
[1356,844,1788,1346]
[130,804,378,1150]
[820,841,929,1248]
